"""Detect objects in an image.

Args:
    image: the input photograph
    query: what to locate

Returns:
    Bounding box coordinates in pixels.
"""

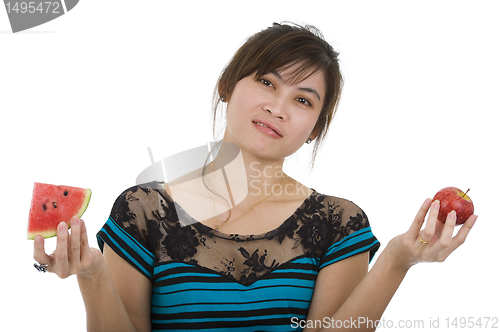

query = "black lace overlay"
[109,182,376,286]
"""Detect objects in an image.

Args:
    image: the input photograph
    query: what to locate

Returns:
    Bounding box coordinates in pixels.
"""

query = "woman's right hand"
[33,216,104,279]
[384,199,476,273]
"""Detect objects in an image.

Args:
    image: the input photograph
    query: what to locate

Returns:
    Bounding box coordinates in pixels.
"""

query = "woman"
[33,22,476,331]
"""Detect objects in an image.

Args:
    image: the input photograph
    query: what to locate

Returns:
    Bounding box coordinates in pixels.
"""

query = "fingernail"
[471,215,478,225]
[433,200,440,207]
[71,217,79,226]
[58,221,67,231]
[35,236,42,244]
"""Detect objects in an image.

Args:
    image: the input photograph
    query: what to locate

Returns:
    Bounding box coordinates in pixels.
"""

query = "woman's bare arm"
[34,217,151,332]
[305,199,476,332]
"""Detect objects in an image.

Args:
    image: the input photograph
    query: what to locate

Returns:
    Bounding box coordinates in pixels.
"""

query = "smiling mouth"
[252,121,282,137]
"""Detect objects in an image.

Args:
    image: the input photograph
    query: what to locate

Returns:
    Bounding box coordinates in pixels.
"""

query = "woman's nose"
[263,97,287,119]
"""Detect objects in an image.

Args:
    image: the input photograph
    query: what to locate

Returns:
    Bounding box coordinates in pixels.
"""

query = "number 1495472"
[5,2,61,14]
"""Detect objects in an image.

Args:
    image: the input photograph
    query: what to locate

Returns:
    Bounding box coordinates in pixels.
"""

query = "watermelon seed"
[42,204,47,210]
[64,190,69,196]
[52,202,58,208]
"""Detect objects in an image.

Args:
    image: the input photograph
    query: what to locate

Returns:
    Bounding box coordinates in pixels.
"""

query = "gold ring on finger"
[418,235,430,245]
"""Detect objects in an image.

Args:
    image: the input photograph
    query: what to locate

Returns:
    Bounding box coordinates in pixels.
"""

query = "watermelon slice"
[27,182,92,239]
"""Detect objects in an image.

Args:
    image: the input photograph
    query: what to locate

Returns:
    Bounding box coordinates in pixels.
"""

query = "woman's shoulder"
[109,181,173,220]
[113,181,171,202]
[311,189,366,215]
[309,189,370,233]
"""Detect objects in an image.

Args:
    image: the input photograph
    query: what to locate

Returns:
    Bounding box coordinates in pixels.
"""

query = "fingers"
[79,219,91,260]
[421,210,456,261]
[419,200,440,243]
[57,217,87,277]
[33,216,92,278]
[452,214,477,248]
[69,216,81,264]
[54,221,70,276]
[434,214,477,262]
[438,210,456,246]
[404,197,477,266]
[33,235,51,266]
[409,198,432,236]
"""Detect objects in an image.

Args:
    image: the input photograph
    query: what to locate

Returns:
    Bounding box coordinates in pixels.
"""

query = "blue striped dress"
[97,182,380,331]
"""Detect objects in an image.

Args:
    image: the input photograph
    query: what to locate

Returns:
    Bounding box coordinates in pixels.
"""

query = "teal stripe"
[152,313,298,324]
[154,276,315,293]
[155,272,220,283]
[154,257,318,284]
[270,268,317,275]
[322,227,374,256]
[151,298,309,313]
[107,217,155,260]
[334,227,371,247]
[154,281,313,299]
[152,283,314,307]
[155,261,194,272]
[153,326,293,332]
[99,228,153,279]
[321,242,379,268]
[319,227,379,269]
[288,256,320,265]
[98,218,155,279]
[181,325,293,332]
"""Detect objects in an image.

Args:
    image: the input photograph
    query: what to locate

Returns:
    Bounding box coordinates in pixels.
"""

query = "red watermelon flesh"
[27,182,92,239]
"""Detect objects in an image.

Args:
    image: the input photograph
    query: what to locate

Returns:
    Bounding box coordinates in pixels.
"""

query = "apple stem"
[462,188,470,198]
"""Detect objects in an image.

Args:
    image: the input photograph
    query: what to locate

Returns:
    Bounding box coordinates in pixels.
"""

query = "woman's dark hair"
[213,22,343,167]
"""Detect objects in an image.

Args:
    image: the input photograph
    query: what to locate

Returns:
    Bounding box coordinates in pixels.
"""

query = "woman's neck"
[165,141,309,229]
[210,141,288,201]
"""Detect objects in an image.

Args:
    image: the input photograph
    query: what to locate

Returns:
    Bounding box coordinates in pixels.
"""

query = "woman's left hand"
[386,199,477,272]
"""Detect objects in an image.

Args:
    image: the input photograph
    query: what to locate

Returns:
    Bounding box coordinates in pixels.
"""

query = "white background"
[2,1,499,331]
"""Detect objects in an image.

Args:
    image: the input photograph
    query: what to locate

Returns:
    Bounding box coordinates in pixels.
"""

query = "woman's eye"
[296,97,312,106]
[260,78,274,87]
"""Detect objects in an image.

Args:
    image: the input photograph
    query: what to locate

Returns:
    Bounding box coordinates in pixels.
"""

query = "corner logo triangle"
[3,0,79,33]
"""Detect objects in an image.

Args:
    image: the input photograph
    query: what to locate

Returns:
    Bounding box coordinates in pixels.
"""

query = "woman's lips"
[252,120,282,138]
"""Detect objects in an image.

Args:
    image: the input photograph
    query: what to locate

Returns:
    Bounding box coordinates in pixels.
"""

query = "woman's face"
[223,63,325,161]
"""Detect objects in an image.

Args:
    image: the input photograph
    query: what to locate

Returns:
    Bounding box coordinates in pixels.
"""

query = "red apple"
[433,187,474,225]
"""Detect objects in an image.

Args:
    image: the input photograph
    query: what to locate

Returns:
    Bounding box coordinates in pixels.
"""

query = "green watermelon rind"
[27,188,92,240]
[76,189,92,220]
